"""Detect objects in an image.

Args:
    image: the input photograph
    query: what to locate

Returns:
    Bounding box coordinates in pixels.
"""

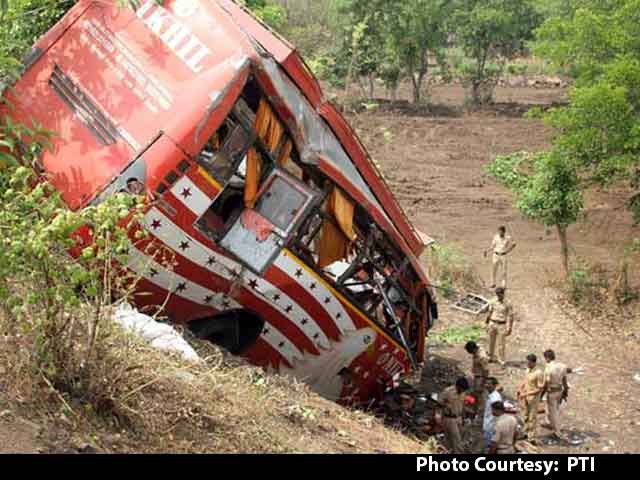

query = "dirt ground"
[348,83,640,454]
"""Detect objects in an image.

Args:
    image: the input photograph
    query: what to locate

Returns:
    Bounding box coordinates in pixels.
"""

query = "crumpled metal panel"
[259,57,386,217]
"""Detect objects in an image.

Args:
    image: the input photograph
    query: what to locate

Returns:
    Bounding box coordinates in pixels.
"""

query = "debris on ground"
[112,303,201,362]
[451,294,490,315]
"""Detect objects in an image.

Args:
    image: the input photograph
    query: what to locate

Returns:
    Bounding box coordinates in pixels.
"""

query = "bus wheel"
[187,309,264,356]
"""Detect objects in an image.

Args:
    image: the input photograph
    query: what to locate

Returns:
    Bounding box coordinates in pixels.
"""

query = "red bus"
[1,0,437,404]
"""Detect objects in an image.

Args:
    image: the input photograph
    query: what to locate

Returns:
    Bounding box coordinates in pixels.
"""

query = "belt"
[547,386,563,392]
[490,320,507,324]
[494,252,507,256]
[443,414,459,419]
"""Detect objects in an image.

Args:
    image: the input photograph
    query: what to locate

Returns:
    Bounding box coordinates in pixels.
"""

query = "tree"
[383,0,451,104]
[487,151,583,276]
[327,0,388,98]
[452,0,540,104]
[533,0,640,222]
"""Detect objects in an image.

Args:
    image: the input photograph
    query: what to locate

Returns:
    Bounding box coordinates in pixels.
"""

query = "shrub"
[0,155,147,411]
[425,243,476,298]
[565,260,608,306]
[506,62,529,76]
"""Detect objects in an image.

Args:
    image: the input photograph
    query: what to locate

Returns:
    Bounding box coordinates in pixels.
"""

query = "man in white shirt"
[486,226,516,288]
[483,377,502,449]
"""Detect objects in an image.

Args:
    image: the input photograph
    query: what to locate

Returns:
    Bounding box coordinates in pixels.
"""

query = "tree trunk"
[412,50,429,105]
[556,224,569,277]
[471,80,481,104]
[368,74,375,99]
[412,72,419,102]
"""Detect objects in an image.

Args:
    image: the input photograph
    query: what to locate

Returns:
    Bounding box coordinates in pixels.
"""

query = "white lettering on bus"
[136,0,211,74]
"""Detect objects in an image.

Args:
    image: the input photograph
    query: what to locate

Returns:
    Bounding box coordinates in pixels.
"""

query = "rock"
[544,76,562,86]
[633,373,640,383]
[0,409,11,420]
[73,439,97,454]
[102,433,122,446]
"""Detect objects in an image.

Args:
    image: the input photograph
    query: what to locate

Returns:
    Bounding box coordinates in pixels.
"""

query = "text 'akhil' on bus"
[1,0,439,404]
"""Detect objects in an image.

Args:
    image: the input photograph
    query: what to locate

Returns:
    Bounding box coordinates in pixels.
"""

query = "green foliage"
[451,0,541,104]
[0,0,73,61]
[384,0,451,104]
[247,1,288,32]
[430,324,484,345]
[426,243,475,298]
[565,260,609,305]
[326,1,387,92]
[488,151,583,228]
[532,0,639,82]
[325,0,452,103]
[533,1,640,223]
[0,157,146,385]
[506,62,529,76]
[488,151,582,273]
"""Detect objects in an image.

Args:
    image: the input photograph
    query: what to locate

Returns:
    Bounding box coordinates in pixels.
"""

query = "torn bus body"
[1,0,437,404]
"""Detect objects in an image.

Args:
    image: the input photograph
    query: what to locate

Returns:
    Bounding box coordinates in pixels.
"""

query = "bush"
[425,243,476,298]
[506,62,529,76]
[0,155,147,412]
[565,261,608,306]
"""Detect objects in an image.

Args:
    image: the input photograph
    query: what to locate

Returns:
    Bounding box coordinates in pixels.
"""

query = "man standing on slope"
[517,353,545,445]
[486,225,516,289]
[542,349,569,440]
[485,287,514,366]
[439,377,469,454]
[483,377,502,451]
[465,341,490,416]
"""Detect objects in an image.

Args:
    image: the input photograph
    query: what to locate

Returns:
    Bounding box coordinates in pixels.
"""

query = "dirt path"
[0,413,43,453]
[349,85,640,453]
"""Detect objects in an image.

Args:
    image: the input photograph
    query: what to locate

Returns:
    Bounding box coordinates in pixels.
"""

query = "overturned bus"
[2,0,437,404]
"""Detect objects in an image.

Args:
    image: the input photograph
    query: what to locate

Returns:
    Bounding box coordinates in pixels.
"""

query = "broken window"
[288,196,424,364]
[197,113,254,186]
[254,174,310,234]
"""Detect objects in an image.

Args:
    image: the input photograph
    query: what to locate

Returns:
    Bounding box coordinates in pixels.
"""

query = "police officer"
[517,353,544,444]
[439,377,469,454]
[485,287,514,366]
[465,341,490,415]
[542,349,569,440]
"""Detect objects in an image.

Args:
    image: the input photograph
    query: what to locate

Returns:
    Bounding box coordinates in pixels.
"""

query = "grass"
[424,243,479,299]
[429,325,484,345]
[0,306,433,453]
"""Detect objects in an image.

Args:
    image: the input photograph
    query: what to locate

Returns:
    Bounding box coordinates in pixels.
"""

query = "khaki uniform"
[440,385,465,454]
[486,299,513,363]
[472,347,490,413]
[491,233,513,288]
[544,360,568,436]
[492,414,517,453]
[519,367,544,442]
